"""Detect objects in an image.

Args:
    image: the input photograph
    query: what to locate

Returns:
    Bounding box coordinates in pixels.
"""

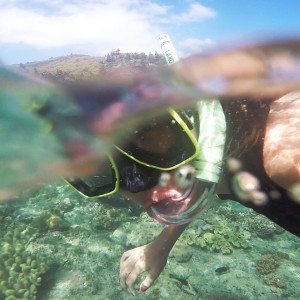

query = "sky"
[0,0,299,64]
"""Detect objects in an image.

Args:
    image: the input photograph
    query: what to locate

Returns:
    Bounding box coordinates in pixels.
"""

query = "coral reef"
[31,210,69,233]
[264,273,287,290]
[0,227,49,300]
[256,251,289,275]
[0,184,299,299]
[216,203,284,238]
[241,213,284,238]
[179,223,250,255]
[256,253,281,275]
[255,251,289,292]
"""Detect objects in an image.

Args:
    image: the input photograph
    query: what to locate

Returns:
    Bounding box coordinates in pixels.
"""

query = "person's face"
[117,115,205,224]
[119,164,206,224]
[131,120,176,154]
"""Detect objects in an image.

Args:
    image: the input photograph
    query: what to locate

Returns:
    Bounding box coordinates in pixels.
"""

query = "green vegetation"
[0,227,49,300]
[11,50,166,82]
[179,223,250,255]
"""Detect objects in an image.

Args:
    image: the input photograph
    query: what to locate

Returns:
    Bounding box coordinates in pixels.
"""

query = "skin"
[118,91,300,296]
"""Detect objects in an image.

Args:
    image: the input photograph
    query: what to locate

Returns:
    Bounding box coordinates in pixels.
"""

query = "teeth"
[172,184,194,202]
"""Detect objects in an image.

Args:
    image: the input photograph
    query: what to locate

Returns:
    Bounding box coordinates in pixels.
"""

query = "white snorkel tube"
[158,34,179,65]
[147,34,226,225]
[158,33,226,184]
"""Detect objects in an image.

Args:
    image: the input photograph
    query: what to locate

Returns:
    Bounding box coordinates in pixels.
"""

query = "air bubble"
[288,183,300,203]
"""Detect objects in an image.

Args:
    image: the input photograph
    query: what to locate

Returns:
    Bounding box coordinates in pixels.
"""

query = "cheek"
[119,189,149,208]
[132,127,175,154]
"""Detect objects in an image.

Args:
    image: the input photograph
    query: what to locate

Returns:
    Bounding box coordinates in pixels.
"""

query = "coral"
[31,210,69,233]
[256,251,288,275]
[216,203,284,238]
[94,205,127,231]
[0,226,49,300]
[179,223,250,255]
[241,213,284,238]
[171,245,193,263]
[256,253,280,275]
[264,273,287,290]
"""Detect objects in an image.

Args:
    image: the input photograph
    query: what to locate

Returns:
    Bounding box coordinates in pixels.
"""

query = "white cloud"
[0,0,169,54]
[170,3,216,23]
[0,1,217,57]
[179,38,216,55]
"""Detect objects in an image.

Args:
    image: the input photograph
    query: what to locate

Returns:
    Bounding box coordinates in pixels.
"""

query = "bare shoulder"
[263,91,300,189]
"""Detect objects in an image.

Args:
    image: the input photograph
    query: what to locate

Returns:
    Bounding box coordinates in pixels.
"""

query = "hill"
[10,50,166,82]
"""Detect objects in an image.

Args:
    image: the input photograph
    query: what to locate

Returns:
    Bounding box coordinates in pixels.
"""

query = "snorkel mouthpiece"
[148,164,216,225]
[148,182,216,225]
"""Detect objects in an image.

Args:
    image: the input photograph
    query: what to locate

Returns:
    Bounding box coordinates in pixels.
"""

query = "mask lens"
[115,109,199,170]
[65,155,119,198]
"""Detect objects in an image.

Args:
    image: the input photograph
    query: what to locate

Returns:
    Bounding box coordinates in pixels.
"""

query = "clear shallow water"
[1,182,299,300]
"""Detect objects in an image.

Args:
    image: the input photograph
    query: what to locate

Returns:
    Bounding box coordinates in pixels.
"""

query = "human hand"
[119,242,168,296]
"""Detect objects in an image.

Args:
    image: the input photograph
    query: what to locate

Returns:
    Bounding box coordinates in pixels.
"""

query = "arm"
[119,223,189,296]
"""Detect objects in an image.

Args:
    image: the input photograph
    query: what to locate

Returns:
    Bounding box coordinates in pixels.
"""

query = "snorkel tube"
[146,34,226,225]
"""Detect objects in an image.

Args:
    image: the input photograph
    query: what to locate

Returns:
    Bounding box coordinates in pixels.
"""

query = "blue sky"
[0,0,299,64]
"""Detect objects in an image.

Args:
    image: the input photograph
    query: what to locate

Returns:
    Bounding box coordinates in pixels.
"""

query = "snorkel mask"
[65,107,200,198]
[65,107,214,226]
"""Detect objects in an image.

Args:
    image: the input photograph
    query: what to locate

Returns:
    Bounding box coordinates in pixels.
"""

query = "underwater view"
[0,183,299,300]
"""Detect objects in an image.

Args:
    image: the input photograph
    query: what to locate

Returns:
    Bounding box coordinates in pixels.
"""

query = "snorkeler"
[117,36,300,295]
[116,91,300,296]
[64,88,300,295]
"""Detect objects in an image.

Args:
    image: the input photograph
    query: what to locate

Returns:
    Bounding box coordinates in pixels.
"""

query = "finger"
[120,263,135,290]
[119,257,135,289]
[139,269,160,293]
[119,270,129,290]
[119,252,133,289]
[126,273,138,296]
[126,264,145,296]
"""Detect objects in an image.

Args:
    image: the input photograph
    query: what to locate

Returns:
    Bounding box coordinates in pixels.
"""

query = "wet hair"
[221,98,272,159]
[117,154,161,193]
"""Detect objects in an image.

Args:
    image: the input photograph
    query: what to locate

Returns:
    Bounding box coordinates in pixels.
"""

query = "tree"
[124,53,131,62]
[106,54,112,62]
[139,52,147,61]
[148,52,155,63]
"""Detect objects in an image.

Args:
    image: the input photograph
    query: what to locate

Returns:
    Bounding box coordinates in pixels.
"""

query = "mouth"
[146,183,195,218]
[145,181,216,225]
